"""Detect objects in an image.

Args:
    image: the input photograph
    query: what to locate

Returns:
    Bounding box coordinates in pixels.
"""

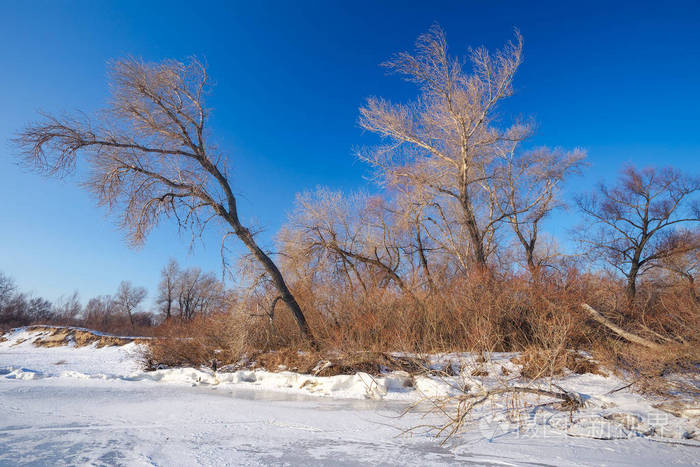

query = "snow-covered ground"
[0,328,698,466]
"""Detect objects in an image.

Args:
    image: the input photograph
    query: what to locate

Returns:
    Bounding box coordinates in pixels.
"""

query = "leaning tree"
[15,57,314,342]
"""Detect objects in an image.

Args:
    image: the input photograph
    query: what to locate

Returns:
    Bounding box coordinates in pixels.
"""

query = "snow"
[1,328,698,466]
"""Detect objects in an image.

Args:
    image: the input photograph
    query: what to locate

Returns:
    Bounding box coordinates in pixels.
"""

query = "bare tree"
[283,188,415,298]
[157,259,179,320]
[0,272,57,327]
[114,281,147,330]
[396,195,438,292]
[174,265,225,320]
[576,165,699,300]
[358,25,529,268]
[0,272,16,310]
[82,295,118,330]
[156,260,227,321]
[499,146,585,273]
[15,57,314,342]
[53,291,82,322]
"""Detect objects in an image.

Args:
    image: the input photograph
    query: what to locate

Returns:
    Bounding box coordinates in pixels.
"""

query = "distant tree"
[156,259,226,321]
[576,165,700,300]
[0,273,19,327]
[53,291,82,323]
[0,272,56,327]
[15,57,314,342]
[157,259,179,320]
[176,267,225,320]
[0,272,16,311]
[114,281,147,330]
[83,295,118,330]
[26,297,54,322]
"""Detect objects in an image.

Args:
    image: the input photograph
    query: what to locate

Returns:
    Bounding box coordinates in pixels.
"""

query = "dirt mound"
[15,326,144,348]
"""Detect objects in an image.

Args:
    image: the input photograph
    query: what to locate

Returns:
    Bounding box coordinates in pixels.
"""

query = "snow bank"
[1,327,698,445]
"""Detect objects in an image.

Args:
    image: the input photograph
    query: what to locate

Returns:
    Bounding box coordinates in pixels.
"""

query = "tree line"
[0,260,228,332]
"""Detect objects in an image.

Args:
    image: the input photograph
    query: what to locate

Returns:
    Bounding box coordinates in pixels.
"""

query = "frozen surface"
[0,328,698,466]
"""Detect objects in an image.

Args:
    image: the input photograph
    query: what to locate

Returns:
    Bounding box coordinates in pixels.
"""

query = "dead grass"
[512,347,605,380]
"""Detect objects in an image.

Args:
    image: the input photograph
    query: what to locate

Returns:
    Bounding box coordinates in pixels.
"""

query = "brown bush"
[142,312,266,369]
[138,262,698,390]
[582,277,699,392]
[270,270,592,356]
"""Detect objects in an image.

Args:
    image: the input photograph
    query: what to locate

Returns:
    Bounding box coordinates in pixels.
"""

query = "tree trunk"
[236,226,314,344]
[415,222,435,292]
[581,303,662,350]
[625,264,639,301]
[459,162,488,268]
[201,157,315,345]
[525,249,536,275]
[460,196,487,267]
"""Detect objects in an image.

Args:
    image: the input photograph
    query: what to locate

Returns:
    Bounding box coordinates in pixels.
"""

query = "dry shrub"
[272,269,591,356]
[593,340,699,395]
[312,352,424,377]
[584,279,699,392]
[141,263,697,388]
[252,348,321,373]
[143,312,266,369]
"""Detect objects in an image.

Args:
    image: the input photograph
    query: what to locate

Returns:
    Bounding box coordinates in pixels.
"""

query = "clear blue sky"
[1,1,698,305]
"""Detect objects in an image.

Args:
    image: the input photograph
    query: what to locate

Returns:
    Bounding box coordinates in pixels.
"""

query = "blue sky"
[1,1,698,304]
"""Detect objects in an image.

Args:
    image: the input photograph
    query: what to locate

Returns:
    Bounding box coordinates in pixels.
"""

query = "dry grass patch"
[512,347,605,380]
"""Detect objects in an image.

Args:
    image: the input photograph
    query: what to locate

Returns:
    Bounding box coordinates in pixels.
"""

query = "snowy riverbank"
[1,327,698,466]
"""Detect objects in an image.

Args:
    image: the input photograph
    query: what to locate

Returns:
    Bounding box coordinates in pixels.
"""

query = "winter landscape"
[1,2,699,466]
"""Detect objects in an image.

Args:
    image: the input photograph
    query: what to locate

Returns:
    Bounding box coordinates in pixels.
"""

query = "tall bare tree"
[358,25,529,268]
[15,57,314,342]
[576,165,699,300]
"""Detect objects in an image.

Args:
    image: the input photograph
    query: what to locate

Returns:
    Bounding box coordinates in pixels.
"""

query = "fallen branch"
[581,303,663,351]
[407,385,584,443]
[471,386,584,407]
